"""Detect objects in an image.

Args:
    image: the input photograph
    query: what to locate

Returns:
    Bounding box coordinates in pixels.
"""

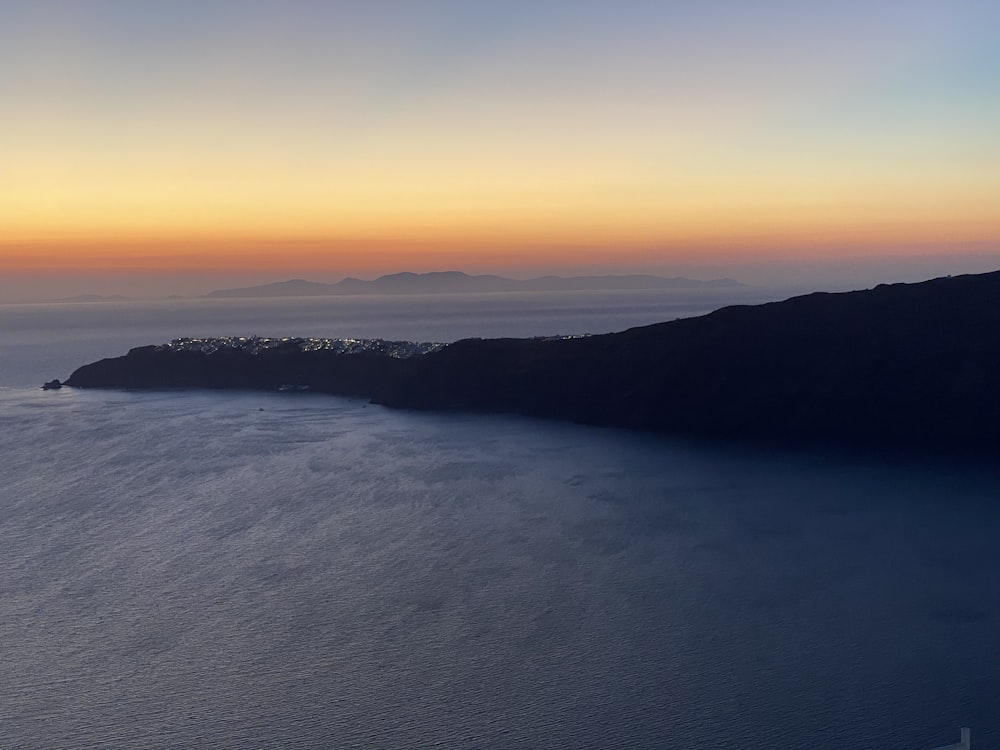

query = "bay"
[1,289,997,749]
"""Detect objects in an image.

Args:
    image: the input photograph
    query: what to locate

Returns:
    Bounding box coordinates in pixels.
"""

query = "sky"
[2,0,999,299]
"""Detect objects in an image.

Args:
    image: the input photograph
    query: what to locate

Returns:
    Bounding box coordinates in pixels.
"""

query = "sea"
[1,288,998,749]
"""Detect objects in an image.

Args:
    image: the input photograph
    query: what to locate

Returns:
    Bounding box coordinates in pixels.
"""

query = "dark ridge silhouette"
[203,271,743,298]
[66,271,1000,452]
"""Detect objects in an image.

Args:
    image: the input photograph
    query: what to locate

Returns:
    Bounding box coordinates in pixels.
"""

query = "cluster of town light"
[156,336,445,358]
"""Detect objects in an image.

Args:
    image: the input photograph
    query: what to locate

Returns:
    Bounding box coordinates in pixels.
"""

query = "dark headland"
[65,271,1000,452]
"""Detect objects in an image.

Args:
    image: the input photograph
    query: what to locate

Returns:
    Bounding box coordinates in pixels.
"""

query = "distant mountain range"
[204,271,743,298]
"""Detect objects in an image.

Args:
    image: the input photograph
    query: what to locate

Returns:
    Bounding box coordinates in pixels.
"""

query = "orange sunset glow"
[2,1,998,298]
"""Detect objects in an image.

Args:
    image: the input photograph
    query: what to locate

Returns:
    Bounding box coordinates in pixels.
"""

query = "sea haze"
[0,287,786,387]
[1,289,998,749]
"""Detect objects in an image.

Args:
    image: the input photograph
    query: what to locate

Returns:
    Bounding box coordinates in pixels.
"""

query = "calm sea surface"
[1,290,998,749]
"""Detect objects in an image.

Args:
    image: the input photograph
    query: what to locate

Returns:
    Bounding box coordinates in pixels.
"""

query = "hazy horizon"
[3,1,998,296]
[3,251,999,304]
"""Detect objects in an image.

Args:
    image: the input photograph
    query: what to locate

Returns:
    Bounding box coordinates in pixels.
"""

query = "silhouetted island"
[204,271,743,298]
[65,271,1000,451]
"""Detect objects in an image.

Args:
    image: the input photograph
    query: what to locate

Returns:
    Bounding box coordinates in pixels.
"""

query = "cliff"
[65,271,1000,451]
